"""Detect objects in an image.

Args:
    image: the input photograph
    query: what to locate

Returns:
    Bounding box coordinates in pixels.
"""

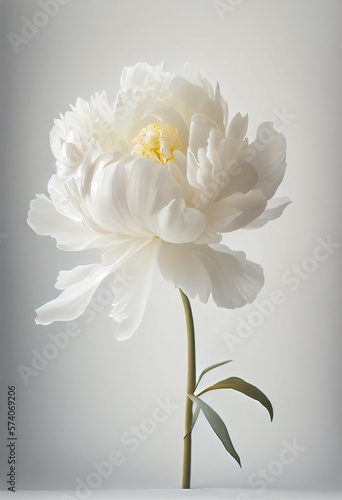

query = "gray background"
[0,0,341,493]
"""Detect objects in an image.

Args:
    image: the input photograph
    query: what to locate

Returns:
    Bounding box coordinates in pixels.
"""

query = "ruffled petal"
[227,112,249,142]
[55,263,102,290]
[120,63,164,93]
[50,92,116,161]
[180,63,215,98]
[204,190,267,233]
[245,197,291,229]
[27,195,102,251]
[168,74,225,131]
[158,242,211,302]
[157,242,264,309]
[245,122,286,200]
[186,115,224,207]
[36,238,152,325]
[47,175,83,222]
[35,263,113,325]
[217,113,249,171]
[110,239,158,340]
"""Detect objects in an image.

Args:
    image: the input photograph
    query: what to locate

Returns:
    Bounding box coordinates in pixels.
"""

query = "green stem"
[179,289,196,490]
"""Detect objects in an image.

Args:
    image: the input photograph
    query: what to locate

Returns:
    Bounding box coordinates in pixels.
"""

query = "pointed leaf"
[197,376,273,421]
[195,359,232,389]
[184,403,201,439]
[187,394,241,466]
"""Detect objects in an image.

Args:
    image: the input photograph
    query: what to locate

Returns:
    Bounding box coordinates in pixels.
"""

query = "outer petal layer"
[35,263,113,325]
[245,197,291,229]
[110,239,158,341]
[28,195,101,251]
[245,122,286,200]
[157,242,264,309]
[35,238,152,325]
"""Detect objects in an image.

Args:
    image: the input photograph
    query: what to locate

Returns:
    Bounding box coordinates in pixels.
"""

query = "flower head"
[28,63,290,340]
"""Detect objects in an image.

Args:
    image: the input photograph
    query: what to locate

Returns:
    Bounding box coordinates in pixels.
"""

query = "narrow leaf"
[187,394,241,466]
[197,376,273,421]
[184,404,201,439]
[195,359,232,389]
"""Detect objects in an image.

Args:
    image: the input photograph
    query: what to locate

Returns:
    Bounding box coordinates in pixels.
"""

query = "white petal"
[215,83,229,128]
[181,63,215,98]
[50,92,116,163]
[36,264,113,325]
[120,63,164,92]
[55,263,102,290]
[78,144,114,197]
[156,199,206,244]
[55,140,84,177]
[82,160,143,237]
[27,195,101,251]
[218,114,249,170]
[125,156,181,232]
[157,242,264,309]
[102,237,154,266]
[188,114,221,156]
[143,102,189,149]
[50,118,67,159]
[246,122,286,200]
[157,242,211,302]
[168,75,225,130]
[36,238,152,325]
[204,190,267,233]
[111,240,158,340]
[217,161,258,199]
[194,233,222,245]
[167,151,188,187]
[245,197,291,229]
[186,115,225,207]
[47,175,83,222]
[227,113,249,142]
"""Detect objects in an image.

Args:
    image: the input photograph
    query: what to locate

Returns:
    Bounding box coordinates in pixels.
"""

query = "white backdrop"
[0,0,341,495]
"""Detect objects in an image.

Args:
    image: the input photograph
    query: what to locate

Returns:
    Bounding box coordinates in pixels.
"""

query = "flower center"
[131,123,179,165]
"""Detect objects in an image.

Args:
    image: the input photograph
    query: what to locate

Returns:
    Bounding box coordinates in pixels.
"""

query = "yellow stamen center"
[131,123,179,165]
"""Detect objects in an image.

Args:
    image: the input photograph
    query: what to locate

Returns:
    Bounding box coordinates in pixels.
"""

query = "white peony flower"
[28,63,290,340]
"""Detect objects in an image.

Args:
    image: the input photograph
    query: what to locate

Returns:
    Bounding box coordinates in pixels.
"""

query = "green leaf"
[184,404,201,439]
[197,376,273,421]
[187,394,241,467]
[195,359,233,390]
